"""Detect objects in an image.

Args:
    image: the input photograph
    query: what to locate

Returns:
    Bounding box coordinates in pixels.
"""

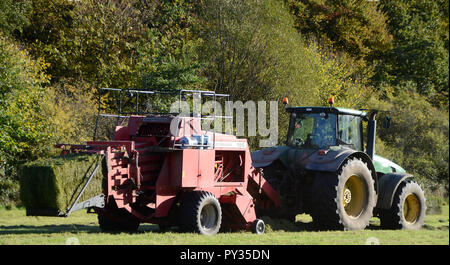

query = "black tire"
[311,157,376,230]
[379,180,426,230]
[251,219,265,234]
[98,203,140,232]
[178,191,222,235]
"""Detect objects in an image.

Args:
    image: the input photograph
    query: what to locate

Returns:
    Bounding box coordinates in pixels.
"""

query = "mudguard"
[251,146,290,168]
[302,148,357,172]
[252,147,377,188]
[376,172,413,209]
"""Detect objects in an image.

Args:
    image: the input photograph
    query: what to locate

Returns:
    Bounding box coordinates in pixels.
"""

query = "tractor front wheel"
[178,191,222,235]
[379,180,426,230]
[312,158,376,230]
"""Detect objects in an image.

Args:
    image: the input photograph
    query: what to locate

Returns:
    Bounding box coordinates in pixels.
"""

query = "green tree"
[17,0,75,83]
[370,90,449,197]
[285,0,393,61]
[17,0,146,88]
[135,0,204,92]
[0,34,50,205]
[68,0,146,88]
[196,0,373,105]
[0,34,50,163]
[0,0,31,35]
[195,0,374,148]
[376,0,449,107]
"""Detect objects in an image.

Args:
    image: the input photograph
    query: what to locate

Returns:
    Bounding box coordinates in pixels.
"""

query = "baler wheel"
[379,180,426,230]
[178,191,222,235]
[251,219,265,234]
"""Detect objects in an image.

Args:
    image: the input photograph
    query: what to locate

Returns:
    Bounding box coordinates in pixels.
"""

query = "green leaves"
[0,34,49,165]
[376,0,449,106]
[286,0,393,60]
[370,90,449,195]
[0,0,31,35]
[0,0,448,205]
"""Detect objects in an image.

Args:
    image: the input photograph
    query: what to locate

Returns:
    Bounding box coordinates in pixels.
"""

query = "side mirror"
[383,116,391,129]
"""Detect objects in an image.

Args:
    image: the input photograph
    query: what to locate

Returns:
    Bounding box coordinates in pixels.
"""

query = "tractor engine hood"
[372,154,406,174]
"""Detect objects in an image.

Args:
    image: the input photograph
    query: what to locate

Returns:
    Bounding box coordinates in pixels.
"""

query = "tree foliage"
[0,0,448,205]
[0,0,31,35]
[196,0,372,106]
[17,0,75,84]
[135,0,204,91]
[371,90,449,196]
[0,34,50,164]
[375,0,449,107]
[285,0,393,61]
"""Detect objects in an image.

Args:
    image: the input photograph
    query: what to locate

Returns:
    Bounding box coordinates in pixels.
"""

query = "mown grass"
[0,205,448,245]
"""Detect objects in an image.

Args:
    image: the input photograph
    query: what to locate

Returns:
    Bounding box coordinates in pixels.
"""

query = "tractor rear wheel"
[311,158,376,230]
[178,191,222,235]
[379,180,426,230]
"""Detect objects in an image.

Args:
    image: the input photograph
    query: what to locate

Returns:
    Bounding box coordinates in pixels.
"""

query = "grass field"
[0,206,448,245]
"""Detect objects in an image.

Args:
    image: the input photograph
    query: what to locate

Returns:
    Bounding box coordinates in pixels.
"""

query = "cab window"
[337,115,362,151]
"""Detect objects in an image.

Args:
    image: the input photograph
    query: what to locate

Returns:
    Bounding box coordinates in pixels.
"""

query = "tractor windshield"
[288,113,337,149]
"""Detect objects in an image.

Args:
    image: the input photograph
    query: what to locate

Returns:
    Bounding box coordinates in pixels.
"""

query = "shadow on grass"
[2,217,443,235]
[0,223,166,235]
[262,217,388,232]
[0,224,101,235]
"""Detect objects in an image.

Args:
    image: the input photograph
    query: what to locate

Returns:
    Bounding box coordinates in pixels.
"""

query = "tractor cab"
[283,103,405,175]
[286,107,365,152]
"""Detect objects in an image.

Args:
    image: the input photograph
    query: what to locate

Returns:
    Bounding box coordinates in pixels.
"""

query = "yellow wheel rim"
[404,194,420,224]
[343,175,367,218]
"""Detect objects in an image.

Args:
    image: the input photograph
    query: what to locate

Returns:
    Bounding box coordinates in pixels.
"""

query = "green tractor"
[252,98,426,230]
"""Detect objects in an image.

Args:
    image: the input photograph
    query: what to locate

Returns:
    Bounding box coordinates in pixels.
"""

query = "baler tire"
[311,157,376,230]
[178,191,222,235]
[379,180,426,230]
[251,219,265,234]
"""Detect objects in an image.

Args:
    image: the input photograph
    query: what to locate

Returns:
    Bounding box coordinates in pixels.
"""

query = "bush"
[0,33,50,165]
[369,89,449,198]
[0,174,19,207]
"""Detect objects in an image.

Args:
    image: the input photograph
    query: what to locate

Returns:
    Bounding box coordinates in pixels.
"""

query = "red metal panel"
[155,158,178,218]
[113,126,130,140]
[234,194,256,223]
[197,150,215,187]
[170,149,199,188]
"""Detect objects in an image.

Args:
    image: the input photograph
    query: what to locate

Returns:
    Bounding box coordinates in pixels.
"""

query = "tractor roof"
[285,106,367,117]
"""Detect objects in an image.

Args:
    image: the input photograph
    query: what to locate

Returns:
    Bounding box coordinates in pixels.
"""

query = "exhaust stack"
[366,111,377,160]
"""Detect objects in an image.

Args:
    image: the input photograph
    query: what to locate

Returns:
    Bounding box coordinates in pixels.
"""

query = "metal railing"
[93,88,233,149]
